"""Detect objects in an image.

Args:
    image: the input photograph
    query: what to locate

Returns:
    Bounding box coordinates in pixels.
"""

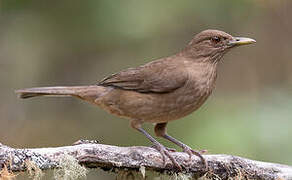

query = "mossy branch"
[0,141,291,180]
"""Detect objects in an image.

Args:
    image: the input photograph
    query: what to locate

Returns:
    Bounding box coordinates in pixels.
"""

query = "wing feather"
[98,58,187,93]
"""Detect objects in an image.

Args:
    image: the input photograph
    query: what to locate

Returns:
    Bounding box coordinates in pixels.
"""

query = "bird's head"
[185,29,256,62]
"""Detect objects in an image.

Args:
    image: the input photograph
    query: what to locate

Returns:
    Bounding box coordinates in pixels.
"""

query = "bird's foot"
[150,145,176,152]
[165,147,177,152]
[182,145,208,170]
[152,143,182,171]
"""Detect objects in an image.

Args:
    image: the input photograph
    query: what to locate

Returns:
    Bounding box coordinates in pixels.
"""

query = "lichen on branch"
[0,142,291,180]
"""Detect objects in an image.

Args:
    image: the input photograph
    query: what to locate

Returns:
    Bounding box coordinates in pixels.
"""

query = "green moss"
[53,154,88,180]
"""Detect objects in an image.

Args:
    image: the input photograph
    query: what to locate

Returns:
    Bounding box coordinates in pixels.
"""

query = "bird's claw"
[182,145,208,170]
[150,145,176,152]
[165,147,177,152]
[152,143,182,171]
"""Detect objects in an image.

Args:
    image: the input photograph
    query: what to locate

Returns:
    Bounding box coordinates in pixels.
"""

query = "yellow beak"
[228,37,256,46]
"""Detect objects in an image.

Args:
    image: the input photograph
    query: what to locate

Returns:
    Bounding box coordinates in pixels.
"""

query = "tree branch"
[0,141,291,180]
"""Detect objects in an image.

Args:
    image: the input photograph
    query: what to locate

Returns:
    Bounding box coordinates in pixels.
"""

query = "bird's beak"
[228,37,256,47]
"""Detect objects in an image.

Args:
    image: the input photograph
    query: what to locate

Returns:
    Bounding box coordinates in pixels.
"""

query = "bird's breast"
[163,64,218,120]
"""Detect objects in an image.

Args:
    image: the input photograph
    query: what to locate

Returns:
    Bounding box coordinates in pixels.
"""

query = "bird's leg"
[154,123,207,169]
[130,120,182,170]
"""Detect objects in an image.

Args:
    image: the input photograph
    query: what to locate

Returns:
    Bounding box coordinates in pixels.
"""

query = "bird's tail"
[15,85,110,103]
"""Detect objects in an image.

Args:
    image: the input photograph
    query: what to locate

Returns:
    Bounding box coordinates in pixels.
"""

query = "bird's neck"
[184,59,218,94]
[179,46,226,63]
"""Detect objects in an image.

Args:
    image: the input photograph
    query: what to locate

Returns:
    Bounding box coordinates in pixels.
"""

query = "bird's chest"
[189,69,217,100]
[167,68,217,117]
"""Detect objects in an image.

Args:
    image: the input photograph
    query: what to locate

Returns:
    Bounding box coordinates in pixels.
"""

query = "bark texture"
[0,142,291,180]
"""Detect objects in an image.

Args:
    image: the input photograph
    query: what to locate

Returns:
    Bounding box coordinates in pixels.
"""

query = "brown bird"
[16,29,255,170]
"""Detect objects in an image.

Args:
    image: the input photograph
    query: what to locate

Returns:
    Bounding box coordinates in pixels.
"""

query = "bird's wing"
[98,59,188,93]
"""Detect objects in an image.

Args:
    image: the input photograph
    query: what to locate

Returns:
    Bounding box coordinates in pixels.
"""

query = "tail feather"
[15,86,80,99]
[15,85,111,105]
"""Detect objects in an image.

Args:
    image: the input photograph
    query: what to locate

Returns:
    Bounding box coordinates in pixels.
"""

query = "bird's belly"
[96,88,210,123]
[145,91,210,123]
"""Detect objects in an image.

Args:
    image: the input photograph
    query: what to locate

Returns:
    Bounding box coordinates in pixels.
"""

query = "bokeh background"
[0,0,291,179]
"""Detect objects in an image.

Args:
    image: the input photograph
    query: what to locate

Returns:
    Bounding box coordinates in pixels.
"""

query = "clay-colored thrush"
[16,30,255,170]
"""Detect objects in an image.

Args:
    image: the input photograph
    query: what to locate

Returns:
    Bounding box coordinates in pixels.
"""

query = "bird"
[15,29,256,170]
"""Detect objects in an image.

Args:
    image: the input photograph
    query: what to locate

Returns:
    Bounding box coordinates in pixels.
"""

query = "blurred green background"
[0,0,291,179]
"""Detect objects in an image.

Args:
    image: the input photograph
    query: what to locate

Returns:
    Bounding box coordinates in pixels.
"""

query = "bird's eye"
[211,36,221,43]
